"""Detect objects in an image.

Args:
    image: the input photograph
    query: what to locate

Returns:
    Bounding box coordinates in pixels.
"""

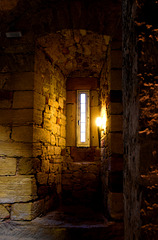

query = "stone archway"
[0,0,123,224]
[33,29,123,218]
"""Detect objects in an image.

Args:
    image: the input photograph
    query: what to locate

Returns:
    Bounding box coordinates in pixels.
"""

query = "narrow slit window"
[77,90,90,147]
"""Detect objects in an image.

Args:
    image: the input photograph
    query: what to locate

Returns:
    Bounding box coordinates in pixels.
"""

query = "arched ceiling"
[0,0,122,37]
[36,30,110,77]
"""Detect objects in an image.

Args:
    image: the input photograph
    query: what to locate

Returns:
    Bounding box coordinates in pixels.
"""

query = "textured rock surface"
[123,0,158,239]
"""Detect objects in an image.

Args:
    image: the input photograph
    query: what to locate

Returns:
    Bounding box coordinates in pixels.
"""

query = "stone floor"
[0,205,124,240]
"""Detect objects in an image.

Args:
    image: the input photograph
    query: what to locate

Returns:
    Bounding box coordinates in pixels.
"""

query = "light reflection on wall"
[101,105,107,134]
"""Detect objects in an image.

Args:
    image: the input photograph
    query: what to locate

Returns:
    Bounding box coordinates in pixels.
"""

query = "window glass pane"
[81,123,85,133]
[81,133,85,142]
[77,90,90,146]
[81,113,85,123]
[81,94,86,104]
[81,103,86,113]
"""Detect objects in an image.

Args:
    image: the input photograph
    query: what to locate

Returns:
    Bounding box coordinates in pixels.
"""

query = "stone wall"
[0,34,67,221]
[0,0,125,224]
[33,42,66,213]
[0,28,117,221]
[62,147,101,207]
[62,77,101,207]
[0,36,37,220]
[123,0,158,239]
[36,30,111,208]
[100,35,123,220]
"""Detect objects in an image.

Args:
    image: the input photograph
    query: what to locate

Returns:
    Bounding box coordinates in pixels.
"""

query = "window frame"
[76,90,90,147]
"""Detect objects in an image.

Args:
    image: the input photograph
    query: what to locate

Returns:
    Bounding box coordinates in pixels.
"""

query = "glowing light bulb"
[96,117,102,127]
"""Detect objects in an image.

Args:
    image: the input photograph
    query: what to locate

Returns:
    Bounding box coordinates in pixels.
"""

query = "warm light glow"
[96,107,107,131]
[96,117,102,127]
[102,113,107,131]
[101,105,107,131]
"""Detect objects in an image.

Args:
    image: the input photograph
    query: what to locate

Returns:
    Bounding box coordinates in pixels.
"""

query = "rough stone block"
[47,99,53,108]
[54,101,59,109]
[0,89,13,100]
[33,143,42,157]
[103,35,110,45]
[33,126,50,143]
[108,171,123,192]
[80,29,87,36]
[33,109,42,125]
[0,99,12,108]
[34,92,45,111]
[55,147,61,155]
[0,142,32,157]
[13,91,33,108]
[66,103,76,146]
[52,123,58,135]
[48,173,55,185]
[109,133,123,154]
[37,172,48,185]
[59,138,66,147]
[11,202,32,221]
[111,50,122,69]
[50,134,55,145]
[60,117,66,127]
[12,126,33,142]
[34,74,43,94]
[110,70,122,90]
[18,158,34,174]
[41,160,50,173]
[53,163,61,173]
[0,53,34,72]
[110,90,122,103]
[0,157,16,175]
[48,145,55,155]
[59,97,64,109]
[57,125,61,136]
[109,103,123,115]
[0,205,10,219]
[108,192,123,220]
[44,117,54,131]
[0,175,37,203]
[111,41,122,50]
[11,200,44,220]
[109,115,123,132]
[31,199,45,219]
[0,109,33,124]
[110,155,123,172]
[2,72,34,91]
[70,147,96,162]
[0,125,11,141]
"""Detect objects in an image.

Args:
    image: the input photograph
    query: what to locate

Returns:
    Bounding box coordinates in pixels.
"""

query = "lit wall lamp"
[96,115,107,148]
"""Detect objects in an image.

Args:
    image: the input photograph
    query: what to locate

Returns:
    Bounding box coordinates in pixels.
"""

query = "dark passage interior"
[0,0,158,239]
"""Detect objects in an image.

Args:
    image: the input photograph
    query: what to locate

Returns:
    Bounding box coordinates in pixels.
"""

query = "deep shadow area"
[0,205,124,240]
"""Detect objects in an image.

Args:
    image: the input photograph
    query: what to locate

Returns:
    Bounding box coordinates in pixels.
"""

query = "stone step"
[0,205,124,239]
[0,221,124,240]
